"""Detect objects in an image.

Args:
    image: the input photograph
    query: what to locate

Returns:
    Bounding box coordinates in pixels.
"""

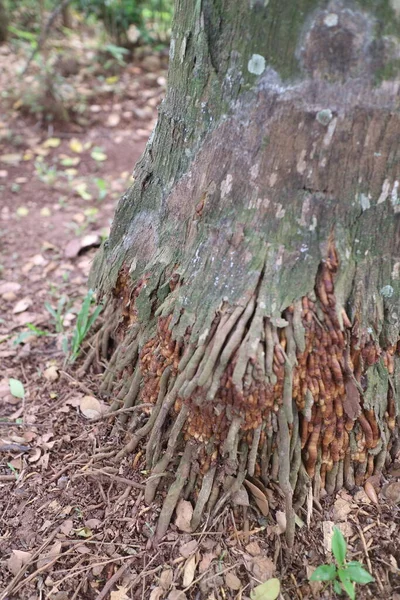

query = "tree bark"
[90,0,400,544]
[0,0,8,44]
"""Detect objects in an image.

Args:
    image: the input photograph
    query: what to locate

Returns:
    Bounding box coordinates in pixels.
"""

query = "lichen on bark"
[89,0,400,543]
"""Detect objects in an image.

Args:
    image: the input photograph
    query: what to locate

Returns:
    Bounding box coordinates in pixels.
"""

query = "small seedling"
[67,289,103,363]
[309,527,374,599]
[14,323,49,345]
[45,295,69,333]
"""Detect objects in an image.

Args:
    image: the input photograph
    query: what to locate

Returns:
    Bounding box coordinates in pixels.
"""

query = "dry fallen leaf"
[175,499,193,533]
[333,496,352,521]
[167,590,187,600]
[37,540,62,570]
[80,396,103,419]
[110,586,129,600]
[199,551,215,573]
[43,366,59,382]
[179,539,197,558]
[225,571,242,591]
[0,281,21,296]
[60,519,73,535]
[364,481,379,505]
[384,481,400,504]
[275,510,286,534]
[159,568,173,590]
[251,556,275,581]
[245,541,261,557]
[244,479,269,516]
[13,297,32,314]
[182,554,197,587]
[7,549,33,575]
[149,588,164,600]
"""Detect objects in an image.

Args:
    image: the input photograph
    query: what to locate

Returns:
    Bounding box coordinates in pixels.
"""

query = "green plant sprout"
[67,289,103,363]
[45,295,69,333]
[309,527,374,599]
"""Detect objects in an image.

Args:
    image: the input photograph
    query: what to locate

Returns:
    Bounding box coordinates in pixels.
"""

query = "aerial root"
[119,368,142,425]
[191,465,216,530]
[247,425,262,477]
[115,366,172,462]
[154,441,194,542]
[145,405,189,504]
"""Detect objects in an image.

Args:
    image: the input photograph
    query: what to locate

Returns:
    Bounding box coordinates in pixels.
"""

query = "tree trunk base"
[83,241,399,547]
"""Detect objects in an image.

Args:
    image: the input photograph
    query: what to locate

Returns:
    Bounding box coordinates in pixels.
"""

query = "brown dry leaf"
[60,519,73,535]
[364,481,379,505]
[251,556,275,581]
[182,554,197,587]
[179,539,197,558]
[110,586,129,600]
[149,588,164,600]
[159,568,173,590]
[333,496,352,521]
[232,486,249,507]
[85,518,102,530]
[43,366,59,382]
[199,551,215,573]
[28,447,42,463]
[175,499,193,533]
[245,541,261,557]
[80,396,103,419]
[7,549,33,575]
[107,113,121,127]
[0,282,21,296]
[13,297,32,314]
[36,540,62,570]
[244,479,269,516]
[225,571,242,591]
[384,481,400,504]
[168,590,187,600]
[65,234,101,259]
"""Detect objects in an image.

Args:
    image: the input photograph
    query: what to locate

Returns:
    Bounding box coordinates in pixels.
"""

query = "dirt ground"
[0,36,400,600]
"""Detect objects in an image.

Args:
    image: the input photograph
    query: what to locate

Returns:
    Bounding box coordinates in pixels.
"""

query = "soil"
[0,33,400,600]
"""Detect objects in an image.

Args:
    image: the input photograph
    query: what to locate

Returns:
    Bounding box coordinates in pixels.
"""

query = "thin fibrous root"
[191,465,216,530]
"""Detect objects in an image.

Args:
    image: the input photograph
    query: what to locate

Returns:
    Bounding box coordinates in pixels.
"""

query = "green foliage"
[250,578,280,600]
[45,295,69,333]
[309,528,374,599]
[9,378,25,399]
[68,289,103,363]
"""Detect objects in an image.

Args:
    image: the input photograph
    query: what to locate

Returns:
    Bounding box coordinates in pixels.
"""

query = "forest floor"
[0,32,400,600]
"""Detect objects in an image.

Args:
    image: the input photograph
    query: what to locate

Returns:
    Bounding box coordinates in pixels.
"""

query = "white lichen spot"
[374,152,381,157]
[378,178,391,204]
[309,215,317,231]
[319,157,327,168]
[392,262,400,280]
[391,180,400,212]
[275,203,285,219]
[323,117,337,146]
[345,248,351,259]
[324,13,339,27]
[247,54,266,75]
[199,328,209,343]
[310,142,317,159]
[180,36,187,63]
[169,38,176,60]
[380,285,394,298]
[317,109,333,126]
[390,0,400,16]
[250,163,260,180]
[221,173,233,197]
[269,172,278,187]
[360,193,370,211]
[259,301,266,309]
[298,195,311,227]
[296,149,307,174]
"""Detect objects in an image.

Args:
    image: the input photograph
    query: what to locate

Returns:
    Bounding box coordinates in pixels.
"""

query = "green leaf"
[250,578,280,600]
[344,564,374,584]
[309,564,337,582]
[91,148,107,162]
[332,527,347,566]
[333,580,342,595]
[9,378,25,399]
[340,576,355,600]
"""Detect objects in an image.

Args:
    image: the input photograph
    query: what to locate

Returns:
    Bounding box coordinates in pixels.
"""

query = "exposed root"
[90,241,399,547]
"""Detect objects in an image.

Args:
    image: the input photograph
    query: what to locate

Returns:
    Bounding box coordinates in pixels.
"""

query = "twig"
[95,559,134,600]
[23,0,74,74]
[92,404,153,422]
[73,469,145,490]
[0,527,60,600]
[60,370,96,397]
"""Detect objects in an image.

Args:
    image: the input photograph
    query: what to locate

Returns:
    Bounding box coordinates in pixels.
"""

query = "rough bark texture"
[90,0,400,543]
[0,0,8,44]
